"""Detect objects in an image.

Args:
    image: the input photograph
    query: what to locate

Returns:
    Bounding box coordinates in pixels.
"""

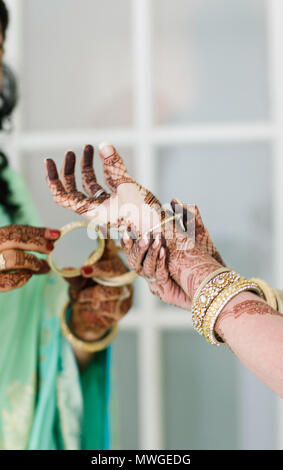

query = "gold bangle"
[202,279,264,346]
[48,221,105,278]
[136,213,183,242]
[48,221,138,286]
[92,271,138,287]
[60,301,118,353]
[192,269,241,335]
[272,288,282,313]
[250,278,278,310]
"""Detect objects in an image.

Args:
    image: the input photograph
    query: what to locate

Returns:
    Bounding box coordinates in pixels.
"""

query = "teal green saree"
[0,166,111,450]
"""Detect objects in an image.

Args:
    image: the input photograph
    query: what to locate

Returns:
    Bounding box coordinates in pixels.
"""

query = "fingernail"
[83,145,94,168]
[82,266,93,275]
[45,159,58,180]
[159,247,165,259]
[123,231,129,243]
[173,198,182,205]
[64,151,76,175]
[47,229,61,240]
[153,235,160,248]
[99,142,115,158]
[46,242,54,251]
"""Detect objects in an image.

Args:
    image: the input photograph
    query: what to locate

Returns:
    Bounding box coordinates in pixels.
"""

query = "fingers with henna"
[0,250,50,274]
[0,225,60,253]
[98,143,134,192]
[155,246,169,285]
[142,236,162,279]
[121,231,133,252]
[81,144,109,201]
[0,271,33,292]
[45,156,105,216]
[127,236,150,272]
[77,285,127,303]
[61,151,77,193]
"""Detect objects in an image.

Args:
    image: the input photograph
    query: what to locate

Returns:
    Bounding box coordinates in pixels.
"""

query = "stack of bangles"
[191,267,283,346]
[48,212,183,353]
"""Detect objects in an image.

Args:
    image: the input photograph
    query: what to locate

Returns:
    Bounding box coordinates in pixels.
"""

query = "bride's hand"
[45,144,222,304]
[120,200,225,310]
[121,232,191,310]
[45,144,163,237]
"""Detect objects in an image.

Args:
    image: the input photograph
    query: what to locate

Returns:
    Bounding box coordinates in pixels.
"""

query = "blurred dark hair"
[0,0,20,221]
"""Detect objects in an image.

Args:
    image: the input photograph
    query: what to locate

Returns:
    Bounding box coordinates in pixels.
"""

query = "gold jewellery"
[250,277,278,310]
[47,221,138,286]
[61,300,119,353]
[191,269,241,335]
[48,212,184,286]
[47,221,105,278]
[53,213,184,351]
[202,278,264,346]
[192,269,265,346]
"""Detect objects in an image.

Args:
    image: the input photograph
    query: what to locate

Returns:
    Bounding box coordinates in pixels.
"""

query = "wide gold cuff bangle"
[250,277,278,310]
[61,301,118,353]
[191,268,240,335]
[202,279,264,346]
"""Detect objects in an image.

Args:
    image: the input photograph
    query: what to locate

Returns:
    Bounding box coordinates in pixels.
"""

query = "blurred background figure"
[3,0,282,450]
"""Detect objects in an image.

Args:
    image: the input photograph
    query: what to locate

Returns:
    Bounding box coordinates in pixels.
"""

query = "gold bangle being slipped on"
[61,300,119,353]
[47,221,138,286]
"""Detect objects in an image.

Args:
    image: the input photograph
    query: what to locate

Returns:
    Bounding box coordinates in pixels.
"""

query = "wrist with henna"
[214,291,282,344]
[164,230,222,304]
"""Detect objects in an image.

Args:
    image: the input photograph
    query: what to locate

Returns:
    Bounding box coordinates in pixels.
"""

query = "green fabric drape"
[0,166,110,450]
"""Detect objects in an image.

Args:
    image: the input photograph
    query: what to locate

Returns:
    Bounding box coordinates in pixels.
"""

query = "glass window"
[22,0,133,130]
[153,0,269,124]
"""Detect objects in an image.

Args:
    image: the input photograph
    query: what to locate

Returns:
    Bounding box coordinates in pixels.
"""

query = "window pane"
[162,331,277,449]
[112,331,139,450]
[22,0,133,130]
[153,0,269,123]
[157,143,274,283]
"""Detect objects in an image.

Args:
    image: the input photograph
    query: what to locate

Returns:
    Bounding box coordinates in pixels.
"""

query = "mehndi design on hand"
[0,225,60,292]
[45,143,222,303]
[45,144,165,237]
[68,237,133,341]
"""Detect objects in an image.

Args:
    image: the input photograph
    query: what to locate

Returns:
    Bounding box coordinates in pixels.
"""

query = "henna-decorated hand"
[0,225,60,292]
[121,233,191,310]
[45,144,165,238]
[120,200,225,310]
[45,144,222,304]
[170,198,225,267]
[66,238,133,342]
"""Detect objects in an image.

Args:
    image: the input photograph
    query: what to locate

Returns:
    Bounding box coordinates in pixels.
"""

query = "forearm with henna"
[214,291,283,396]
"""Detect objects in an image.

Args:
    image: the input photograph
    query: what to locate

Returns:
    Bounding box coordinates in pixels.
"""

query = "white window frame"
[4,0,283,450]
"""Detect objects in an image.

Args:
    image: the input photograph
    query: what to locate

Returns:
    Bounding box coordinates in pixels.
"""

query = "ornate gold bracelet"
[202,279,264,346]
[191,269,241,335]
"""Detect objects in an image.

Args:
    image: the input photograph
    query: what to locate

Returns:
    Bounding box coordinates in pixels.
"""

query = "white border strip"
[268,0,283,450]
